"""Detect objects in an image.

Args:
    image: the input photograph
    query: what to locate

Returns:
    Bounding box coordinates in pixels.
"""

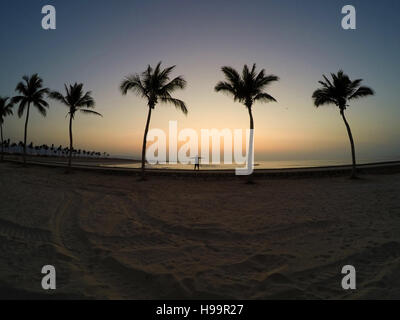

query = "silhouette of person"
[194,156,202,171]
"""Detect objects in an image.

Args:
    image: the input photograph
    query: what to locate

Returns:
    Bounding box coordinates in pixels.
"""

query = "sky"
[1,0,399,161]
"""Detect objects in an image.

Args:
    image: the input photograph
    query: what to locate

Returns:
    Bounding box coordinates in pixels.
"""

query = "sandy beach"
[0,161,400,299]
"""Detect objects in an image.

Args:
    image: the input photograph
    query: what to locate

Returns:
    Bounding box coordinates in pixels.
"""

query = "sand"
[1,161,400,299]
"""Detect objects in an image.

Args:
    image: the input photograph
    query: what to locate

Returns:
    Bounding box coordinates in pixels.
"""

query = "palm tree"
[49,83,102,169]
[312,70,374,179]
[12,74,49,165]
[120,62,188,180]
[0,97,14,161]
[215,64,279,181]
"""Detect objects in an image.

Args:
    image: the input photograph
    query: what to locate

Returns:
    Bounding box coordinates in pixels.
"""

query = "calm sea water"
[104,158,399,170]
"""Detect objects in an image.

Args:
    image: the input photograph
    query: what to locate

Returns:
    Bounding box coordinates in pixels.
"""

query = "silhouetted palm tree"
[215,64,279,182]
[12,74,49,165]
[0,97,14,161]
[312,70,374,178]
[120,62,188,180]
[49,83,102,169]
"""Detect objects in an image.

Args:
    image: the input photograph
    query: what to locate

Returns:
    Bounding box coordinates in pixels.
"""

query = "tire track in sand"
[0,218,51,243]
[51,190,189,299]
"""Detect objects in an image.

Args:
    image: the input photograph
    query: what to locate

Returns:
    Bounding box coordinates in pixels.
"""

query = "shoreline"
[2,155,400,178]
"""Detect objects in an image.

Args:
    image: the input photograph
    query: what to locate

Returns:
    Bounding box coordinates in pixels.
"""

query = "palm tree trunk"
[247,105,254,183]
[141,105,153,180]
[1,124,4,161]
[340,109,357,178]
[68,114,73,169]
[248,106,254,131]
[23,103,31,165]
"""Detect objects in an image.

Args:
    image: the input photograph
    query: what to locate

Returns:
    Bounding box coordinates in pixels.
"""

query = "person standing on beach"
[194,156,201,171]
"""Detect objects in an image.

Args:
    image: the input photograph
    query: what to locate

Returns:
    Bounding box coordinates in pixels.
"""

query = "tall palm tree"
[12,74,49,165]
[120,62,188,180]
[49,83,102,169]
[0,97,14,161]
[215,64,279,181]
[312,70,374,179]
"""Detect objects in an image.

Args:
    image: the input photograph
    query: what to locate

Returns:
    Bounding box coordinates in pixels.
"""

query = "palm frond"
[312,89,338,107]
[322,75,333,88]
[158,64,176,86]
[50,83,98,119]
[76,92,95,108]
[221,66,241,86]
[33,88,50,97]
[17,99,28,117]
[349,79,363,90]
[159,97,188,115]
[254,92,277,103]
[15,81,28,95]
[35,104,47,117]
[120,74,148,98]
[80,109,103,117]
[121,62,188,113]
[214,81,237,97]
[349,86,375,100]
[36,99,49,108]
[216,64,279,106]
[256,74,279,89]
[160,76,187,93]
[49,91,69,106]
[313,71,374,108]
[14,74,49,116]
[0,97,14,123]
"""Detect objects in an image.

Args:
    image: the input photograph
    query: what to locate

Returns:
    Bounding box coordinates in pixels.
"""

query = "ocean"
[104,157,399,170]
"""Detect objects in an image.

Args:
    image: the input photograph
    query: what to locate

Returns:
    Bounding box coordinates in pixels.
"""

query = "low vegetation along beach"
[1,161,400,299]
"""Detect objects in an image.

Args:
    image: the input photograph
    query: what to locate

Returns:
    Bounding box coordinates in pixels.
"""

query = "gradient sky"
[1,0,399,161]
